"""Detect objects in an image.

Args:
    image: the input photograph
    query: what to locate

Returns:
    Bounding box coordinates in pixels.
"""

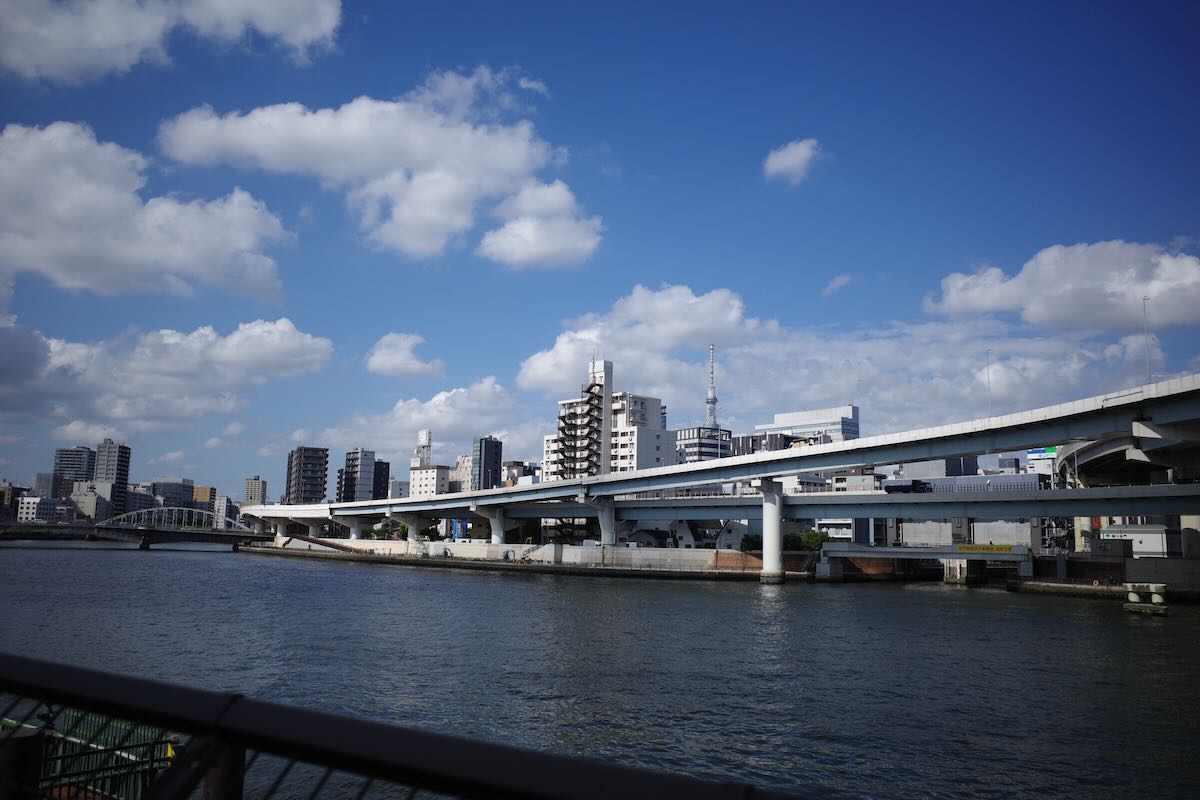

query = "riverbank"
[240,543,812,581]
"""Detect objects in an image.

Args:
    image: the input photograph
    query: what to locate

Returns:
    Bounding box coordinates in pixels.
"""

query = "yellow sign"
[958,544,1014,553]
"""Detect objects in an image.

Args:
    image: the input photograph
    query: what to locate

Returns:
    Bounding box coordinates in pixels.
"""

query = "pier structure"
[244,376,1200,583]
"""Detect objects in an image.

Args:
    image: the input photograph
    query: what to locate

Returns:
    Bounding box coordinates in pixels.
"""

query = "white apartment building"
[213,496,239,528]
[610,392,675,472]
[17,496,56,523]
[410,465,450,498]
[389,479,410,499]
[449,454,473,492]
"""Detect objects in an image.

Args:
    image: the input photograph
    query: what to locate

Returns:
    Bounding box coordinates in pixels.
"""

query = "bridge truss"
[102,507,252,532]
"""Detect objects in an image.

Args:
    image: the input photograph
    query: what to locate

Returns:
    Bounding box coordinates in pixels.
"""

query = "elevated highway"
[243,374,1200,582]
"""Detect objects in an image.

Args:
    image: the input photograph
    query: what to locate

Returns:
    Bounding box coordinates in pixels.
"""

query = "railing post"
[202,744,246,800]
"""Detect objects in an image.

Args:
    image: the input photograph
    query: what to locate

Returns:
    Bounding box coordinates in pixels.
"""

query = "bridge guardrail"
[0,652,797,800]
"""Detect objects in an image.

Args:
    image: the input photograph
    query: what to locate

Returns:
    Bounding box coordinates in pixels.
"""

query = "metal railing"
[0,653,796,800]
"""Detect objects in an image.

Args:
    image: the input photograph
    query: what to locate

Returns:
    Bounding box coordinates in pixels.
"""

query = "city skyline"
[2,1,1199,499]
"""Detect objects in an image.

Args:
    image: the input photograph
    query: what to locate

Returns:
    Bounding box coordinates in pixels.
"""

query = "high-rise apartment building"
[611,392,674,472]
[471,436,503,490]
[53,446,96,495]
[213,496,239,528]
[286,447,328,504]
[244,475,267,506]
[545,360,613,481]
[94,439,130,516]
[336,448,375,502]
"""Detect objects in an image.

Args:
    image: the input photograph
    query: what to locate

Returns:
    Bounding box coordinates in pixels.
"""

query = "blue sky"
[2,0,1198,501]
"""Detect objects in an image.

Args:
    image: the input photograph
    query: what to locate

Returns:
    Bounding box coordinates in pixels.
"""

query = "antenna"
[705,344,718,428]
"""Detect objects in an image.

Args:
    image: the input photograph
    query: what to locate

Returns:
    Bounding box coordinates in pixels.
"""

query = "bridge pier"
[139,537,150,550]
[475,507,521,545]
[596,499,617,547]
[754,478,784,584]
[942,559,987,585]
[307,523,322,539]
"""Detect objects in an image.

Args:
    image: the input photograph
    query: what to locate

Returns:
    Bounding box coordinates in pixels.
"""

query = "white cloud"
[159,67,601,267]
[51,420,127,444]
[763,138,821,186]
[204,437,224,449]
[153,450,185,464]
[517,77,550,96]
[516,283,1176,435]
[0,123,287,310]
[924,240,1200,331]
[366,333,444,378]
[289,428,311,443]
[822,274,853,297]
[321,377,545,463]
[0,0,341,83]
[221,421,246,436]
[8,319,331,440]
[476,180,603,267]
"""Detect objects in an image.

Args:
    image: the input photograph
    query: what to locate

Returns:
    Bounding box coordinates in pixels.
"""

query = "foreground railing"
[0,653,796,800]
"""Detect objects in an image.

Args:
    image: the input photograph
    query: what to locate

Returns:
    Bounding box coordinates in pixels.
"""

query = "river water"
[1,543,1197,798]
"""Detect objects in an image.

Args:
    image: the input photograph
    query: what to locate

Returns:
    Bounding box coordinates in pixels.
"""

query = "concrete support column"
[307,523,321,538]
[344,518,363,540]
[394,514,426,540]
[596,499,616,546]
[756,478,783,584]
[479,509,506,545]
[253,520,265,535]
[274,521,287,539]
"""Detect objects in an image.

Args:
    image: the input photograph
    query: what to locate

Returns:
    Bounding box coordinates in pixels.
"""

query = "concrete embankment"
[1005,579,1126,600]
[239,543,795,581]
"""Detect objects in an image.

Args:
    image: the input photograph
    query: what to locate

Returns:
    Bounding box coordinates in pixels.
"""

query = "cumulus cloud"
[477,180,603,267]
[0,123,287,309]
[159,66,601,266]
[516,283,1175,435]
[152,450,185,464]
[321,377,546,464]
[0,0,341,83]
[365,333,444,378]
[6,319,331,440]
[763,138,821,186]
[924,240,1200,330]
[204,437,224,449]
[822,274,853,297]
[51,420,127,444]
[222,421,246,436]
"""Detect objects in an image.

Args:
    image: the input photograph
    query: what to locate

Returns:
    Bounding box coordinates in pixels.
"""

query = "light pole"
[1142,295,1152,384]
[985,348,992,418]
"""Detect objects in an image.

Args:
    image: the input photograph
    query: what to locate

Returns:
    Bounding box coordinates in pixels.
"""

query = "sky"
[1,0,1199,502]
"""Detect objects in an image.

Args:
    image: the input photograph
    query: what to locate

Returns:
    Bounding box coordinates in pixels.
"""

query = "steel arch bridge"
[102,507,253,532]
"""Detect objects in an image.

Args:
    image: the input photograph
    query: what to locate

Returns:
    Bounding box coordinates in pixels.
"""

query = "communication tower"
[705,344,719,428]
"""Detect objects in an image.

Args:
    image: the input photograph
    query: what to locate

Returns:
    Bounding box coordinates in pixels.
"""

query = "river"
[1,542,1197,798]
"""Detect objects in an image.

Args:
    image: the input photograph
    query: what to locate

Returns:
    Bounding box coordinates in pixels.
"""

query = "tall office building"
[753,405,860,442]
[94,439,130,516]
[53,446,96,495]
[471,436,503,490]
[244,475,267,506]
[372,460,390,500]
[286,446,329,504]
[336,448,375,502]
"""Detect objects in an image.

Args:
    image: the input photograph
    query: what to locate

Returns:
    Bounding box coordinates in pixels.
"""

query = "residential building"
[192,485,216,513]
[446,454,472,493]
[94,439,131,516]
[410,465,450,498]
[69,485,111,522]
[389,479,410,499]
[0,480,28,521]
[286,447,328,504]
[673,426,732,463]
[17,496,55,523]
[609,392,674,472]
[372,459,390,500]
[754,405,860,442]
[336,448,375,502]
[472,436,503,490]
[244,475,267,506]
[54,446,96,493]
[545,359,613,481]
[501,461,537,486]
[213,496,239,528]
